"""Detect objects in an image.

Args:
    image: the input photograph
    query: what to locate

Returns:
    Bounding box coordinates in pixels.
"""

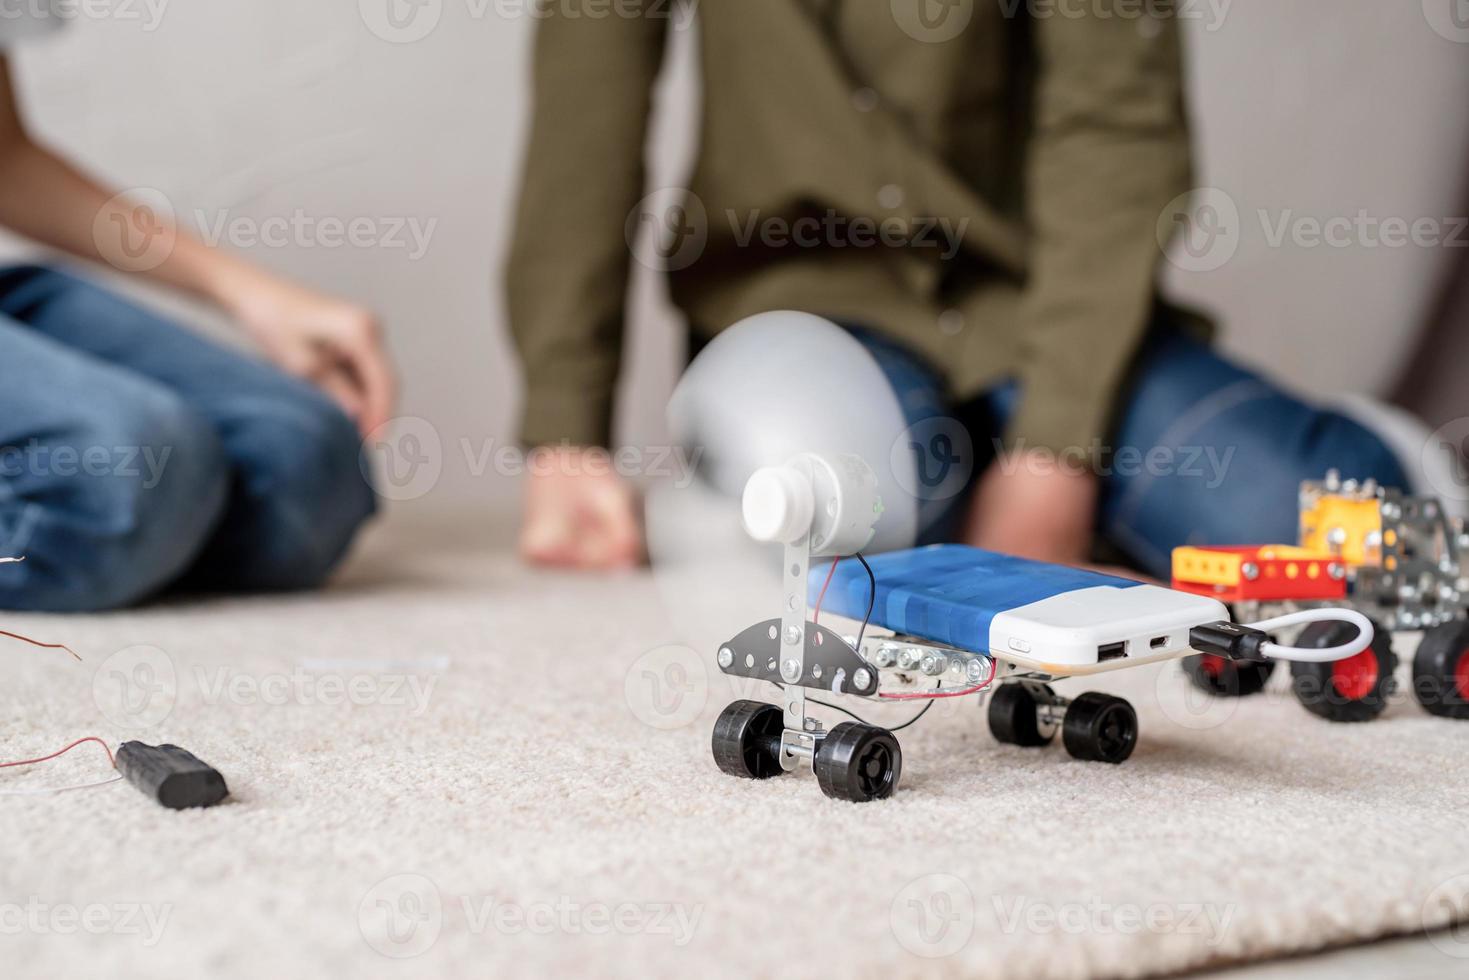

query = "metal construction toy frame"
[1174,472,1469,724]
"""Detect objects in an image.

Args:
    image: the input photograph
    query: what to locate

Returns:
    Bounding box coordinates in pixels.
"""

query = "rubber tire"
[813,722,902,802]
[988,683,1056,747]
[1289,619,1396,723]
[1412,620,1469,720]
[711,700,786,780]
[1061,693,1138,765]
[1181,654,1277,698]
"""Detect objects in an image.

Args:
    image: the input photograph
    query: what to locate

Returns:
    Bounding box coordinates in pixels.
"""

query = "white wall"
[8,1,1468,514]
[1170,1,1469,397]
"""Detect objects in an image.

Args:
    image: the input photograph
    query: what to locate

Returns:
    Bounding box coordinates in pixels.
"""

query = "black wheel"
[1061,693,1138,764]
[711,700,785,780]
[813,722,901,802]
[1412,620,1469,720]
[988,682,1056,746]
[1181,654,1277,697]
[1289,619,1396,723]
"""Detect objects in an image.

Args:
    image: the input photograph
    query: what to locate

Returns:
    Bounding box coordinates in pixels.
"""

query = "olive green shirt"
[507,0,1193,453]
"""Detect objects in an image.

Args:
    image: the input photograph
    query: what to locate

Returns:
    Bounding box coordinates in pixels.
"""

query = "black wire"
[776,682,938,733]
[853,552,876,653]
[887,700,936,732]
[802,694,866,723]
[805,553,886,727]
[803,692,934,733]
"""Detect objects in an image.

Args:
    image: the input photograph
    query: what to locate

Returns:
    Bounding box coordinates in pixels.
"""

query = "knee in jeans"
[0,264,111,315]
[230,390,376,588]
[4,387,227,611]
[97,388,225,526]
[1297,413,1409,492]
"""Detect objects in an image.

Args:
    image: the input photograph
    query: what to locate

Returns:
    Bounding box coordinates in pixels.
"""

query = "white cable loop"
[1241,609,1376,663]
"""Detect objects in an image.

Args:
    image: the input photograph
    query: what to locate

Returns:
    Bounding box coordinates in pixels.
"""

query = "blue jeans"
[0,265,377,611]
[853,327,1408,579]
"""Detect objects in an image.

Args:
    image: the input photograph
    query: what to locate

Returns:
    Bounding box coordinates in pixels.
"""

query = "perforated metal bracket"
[779,535,810,766]
[717,618,882,697]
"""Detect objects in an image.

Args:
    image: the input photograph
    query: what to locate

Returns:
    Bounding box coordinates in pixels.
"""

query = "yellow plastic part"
[1299,495,1382,567]
[1172,547,1243,586]
[1172,545,1334,586]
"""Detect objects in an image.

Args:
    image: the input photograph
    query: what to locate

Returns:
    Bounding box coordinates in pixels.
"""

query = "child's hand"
[521,446,643,570]
[963,452,1099,567]
[221,270,396,436]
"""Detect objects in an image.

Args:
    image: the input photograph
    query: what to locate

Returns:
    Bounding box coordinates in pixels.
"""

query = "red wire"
[879,655,999,701]
[811,556,840,625]
[0,737,115,771]
[0,630,111,784]
[0,629,80,661]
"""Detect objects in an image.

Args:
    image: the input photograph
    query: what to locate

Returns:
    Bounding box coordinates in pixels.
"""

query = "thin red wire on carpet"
[0,558,80,661]
[0,566,113,792]
[0,736,116,770]
[0,629,81,662]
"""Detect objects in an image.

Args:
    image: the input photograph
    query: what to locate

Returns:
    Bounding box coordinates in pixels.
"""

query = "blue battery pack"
[811,545,1142,652]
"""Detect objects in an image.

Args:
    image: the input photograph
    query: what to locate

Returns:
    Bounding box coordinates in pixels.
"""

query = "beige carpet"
[3,517,1468,980]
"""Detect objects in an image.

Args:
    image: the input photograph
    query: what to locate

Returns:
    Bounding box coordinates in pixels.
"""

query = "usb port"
[1097,642,1127,662]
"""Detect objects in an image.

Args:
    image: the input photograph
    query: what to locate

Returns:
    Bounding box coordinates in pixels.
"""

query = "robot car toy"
[710,455,1374,802]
